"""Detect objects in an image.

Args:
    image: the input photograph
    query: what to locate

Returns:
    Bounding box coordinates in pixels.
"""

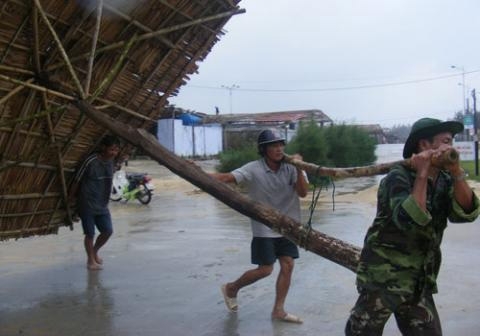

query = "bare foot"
[87,262,103,271]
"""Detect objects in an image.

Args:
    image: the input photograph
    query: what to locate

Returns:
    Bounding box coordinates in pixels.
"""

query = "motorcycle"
[110,169,154,204]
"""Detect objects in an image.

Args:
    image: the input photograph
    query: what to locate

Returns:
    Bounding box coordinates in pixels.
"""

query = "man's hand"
[433,145,463,175]
[410,149,434,178]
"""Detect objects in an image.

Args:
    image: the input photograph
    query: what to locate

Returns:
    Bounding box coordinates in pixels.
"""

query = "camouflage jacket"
[356,164,480,298]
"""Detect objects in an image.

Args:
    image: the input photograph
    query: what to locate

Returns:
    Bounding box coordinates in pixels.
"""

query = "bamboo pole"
[0,105,66,128]
[0,192,60,200]
[89,34,136,101]
[1,160,74,172]
[33,0,86,99]
[85,0,103,95]
[284,149,459,178]
[0,79,34,105]
[0,75,153,124]
[31,1,72,231]
[103,3,176,49]
[32,5,42,71]
[0,65,35,76]
[1,225,61,236]
[0,8,29,63]
[95,98,154,121]
[0,74,75,100]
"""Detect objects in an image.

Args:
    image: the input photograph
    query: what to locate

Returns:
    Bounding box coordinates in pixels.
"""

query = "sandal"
[221,284,238,312]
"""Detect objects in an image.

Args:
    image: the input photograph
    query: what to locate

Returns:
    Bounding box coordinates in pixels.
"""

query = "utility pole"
[472,89,478,176]
[451,65,466,114]
[221,84,239,113]
[451,65,468,139]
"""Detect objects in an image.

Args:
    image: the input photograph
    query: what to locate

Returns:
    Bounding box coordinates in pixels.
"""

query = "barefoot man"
[69,135,120,270]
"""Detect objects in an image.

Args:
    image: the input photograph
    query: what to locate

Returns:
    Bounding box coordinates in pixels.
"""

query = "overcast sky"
[169,0,480,128]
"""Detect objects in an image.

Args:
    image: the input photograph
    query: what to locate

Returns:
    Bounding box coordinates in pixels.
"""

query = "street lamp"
[221,84,239,113]
[472,89,479,176]
[451,65,466,115]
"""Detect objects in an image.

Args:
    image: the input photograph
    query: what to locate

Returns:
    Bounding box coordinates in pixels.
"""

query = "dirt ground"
[1,159,479,336]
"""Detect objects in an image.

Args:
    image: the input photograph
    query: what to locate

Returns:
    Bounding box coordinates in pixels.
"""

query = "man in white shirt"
[212,129,309,323]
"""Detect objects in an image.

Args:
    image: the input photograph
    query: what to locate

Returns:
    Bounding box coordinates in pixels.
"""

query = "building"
[202,109,334,151]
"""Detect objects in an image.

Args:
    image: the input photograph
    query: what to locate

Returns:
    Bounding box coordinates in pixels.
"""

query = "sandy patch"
[149,170,380,207]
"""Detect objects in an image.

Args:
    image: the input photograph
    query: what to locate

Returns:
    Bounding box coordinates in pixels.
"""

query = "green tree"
[216,144,257,173]
[285,121,329,166]
[348,126,377,165]
[323,124,376,167]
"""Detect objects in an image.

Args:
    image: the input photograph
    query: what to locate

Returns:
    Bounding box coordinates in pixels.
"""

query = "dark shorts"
[251,237,299,265]
[79,210,113,238]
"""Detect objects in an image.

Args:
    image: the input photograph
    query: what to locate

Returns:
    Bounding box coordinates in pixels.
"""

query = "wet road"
[1,152,480,335]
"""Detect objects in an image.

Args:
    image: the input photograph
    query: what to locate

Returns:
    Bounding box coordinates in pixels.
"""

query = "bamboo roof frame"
[0,0,244,240]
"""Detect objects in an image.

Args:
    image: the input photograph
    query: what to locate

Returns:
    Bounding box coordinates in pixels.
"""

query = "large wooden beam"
[74,100,361,272]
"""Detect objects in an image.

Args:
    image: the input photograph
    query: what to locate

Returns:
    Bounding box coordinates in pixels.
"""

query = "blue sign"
[464,115,473,129]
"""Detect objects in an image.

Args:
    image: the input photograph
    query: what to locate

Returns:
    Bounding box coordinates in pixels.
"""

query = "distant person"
[345,118,480,335]
[69,135,120,271]
[210,129,309,323]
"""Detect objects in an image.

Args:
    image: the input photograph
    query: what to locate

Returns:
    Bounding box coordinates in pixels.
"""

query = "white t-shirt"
[232,158,301,238]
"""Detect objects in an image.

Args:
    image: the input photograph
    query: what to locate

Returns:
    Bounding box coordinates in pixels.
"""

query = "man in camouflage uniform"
[345,118,480,336]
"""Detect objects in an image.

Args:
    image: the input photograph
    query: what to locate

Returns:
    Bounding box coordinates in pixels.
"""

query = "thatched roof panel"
[0,0,243,240]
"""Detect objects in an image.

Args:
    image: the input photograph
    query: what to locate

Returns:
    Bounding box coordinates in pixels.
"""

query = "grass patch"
[461,161,480,182]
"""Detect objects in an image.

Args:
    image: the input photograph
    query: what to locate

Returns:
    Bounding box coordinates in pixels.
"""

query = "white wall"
[196,124,223,156]
[176,121,194,156]
[157,119,174,152]
[157,119,223,156]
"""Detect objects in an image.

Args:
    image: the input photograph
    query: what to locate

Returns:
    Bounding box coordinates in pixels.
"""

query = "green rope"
[300,169,336,249]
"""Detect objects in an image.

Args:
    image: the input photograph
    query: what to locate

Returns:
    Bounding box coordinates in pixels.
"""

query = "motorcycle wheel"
[110,186,122,201]
[136,184,152,204]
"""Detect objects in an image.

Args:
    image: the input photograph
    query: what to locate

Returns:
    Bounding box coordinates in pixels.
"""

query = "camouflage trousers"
[345,290,442,336]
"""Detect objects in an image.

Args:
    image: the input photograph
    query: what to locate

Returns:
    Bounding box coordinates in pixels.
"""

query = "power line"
[187,69,480,93]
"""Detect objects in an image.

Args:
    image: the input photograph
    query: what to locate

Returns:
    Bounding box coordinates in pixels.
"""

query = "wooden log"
[74,100,361,273]
[284,148,459,178]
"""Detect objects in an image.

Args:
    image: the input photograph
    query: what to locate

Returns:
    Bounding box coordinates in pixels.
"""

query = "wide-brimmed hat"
[403,118,464,158]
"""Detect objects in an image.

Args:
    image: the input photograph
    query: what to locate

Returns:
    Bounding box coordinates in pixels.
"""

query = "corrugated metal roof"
[202,109,333,124]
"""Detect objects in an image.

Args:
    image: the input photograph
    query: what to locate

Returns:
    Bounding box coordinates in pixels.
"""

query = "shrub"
[285,121,329,166]
[216,144,258,172]
[324,123,376,167]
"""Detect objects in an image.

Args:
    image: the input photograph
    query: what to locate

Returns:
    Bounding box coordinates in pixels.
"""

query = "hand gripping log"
[283,148,459,178]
